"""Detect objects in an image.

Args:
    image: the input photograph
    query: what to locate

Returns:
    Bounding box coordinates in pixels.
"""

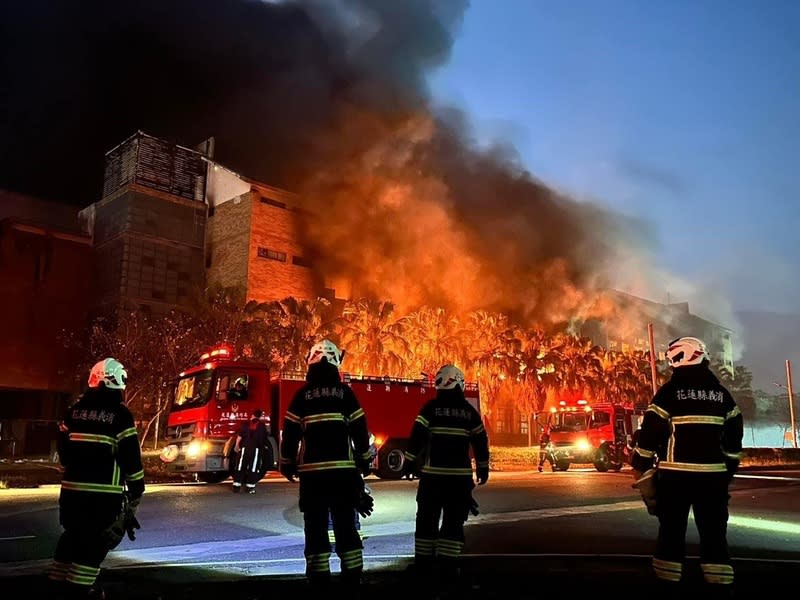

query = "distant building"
[78,131,209,314]
[581,289,735,373]
[0,191,92,457]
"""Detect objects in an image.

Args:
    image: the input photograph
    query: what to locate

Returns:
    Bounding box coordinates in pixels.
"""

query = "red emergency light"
[199,345,232,362]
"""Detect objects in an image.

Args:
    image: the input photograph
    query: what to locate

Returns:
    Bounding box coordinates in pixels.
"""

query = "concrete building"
[79,131,209,314]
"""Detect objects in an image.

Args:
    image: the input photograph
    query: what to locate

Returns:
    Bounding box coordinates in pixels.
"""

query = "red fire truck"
[542,397,645,472]
[160,345,481,482]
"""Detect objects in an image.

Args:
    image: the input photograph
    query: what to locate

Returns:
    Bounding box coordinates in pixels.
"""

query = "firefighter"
[232,408,268,494]
[537,424,554,472]
[48,358,145,599]
[279,339,374,592]
[403,364,490,593]
[631,336,743,598]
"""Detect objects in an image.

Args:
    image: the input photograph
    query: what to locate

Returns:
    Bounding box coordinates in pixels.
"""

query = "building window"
[520,415,529,435]
[257,247,287,262]
[292,255,312,268]
[260,197,287,209]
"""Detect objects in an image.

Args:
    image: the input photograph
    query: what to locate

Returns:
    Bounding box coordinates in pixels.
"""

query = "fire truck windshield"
[172,371,214,411]
[552,412,589,432]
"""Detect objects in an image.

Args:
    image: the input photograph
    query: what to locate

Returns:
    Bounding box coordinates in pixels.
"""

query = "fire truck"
[542,397,645,472]
[159,345,481,482]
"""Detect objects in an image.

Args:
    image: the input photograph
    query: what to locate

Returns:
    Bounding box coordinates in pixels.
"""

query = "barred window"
[257,247,287,262]
[292,255,312,268]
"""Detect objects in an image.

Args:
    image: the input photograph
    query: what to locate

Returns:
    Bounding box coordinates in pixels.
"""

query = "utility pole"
[787,360,797,449]
[647,323,658,395]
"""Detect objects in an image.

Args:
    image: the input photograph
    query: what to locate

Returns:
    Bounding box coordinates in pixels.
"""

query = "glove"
[357,490,374,518]
[476,465,489,485]
[356,456,372,477]
[402,458,419,481]
[104,493,140,550]
[631,468,658,516]
[124,494,142,541]
[280,461,298,482]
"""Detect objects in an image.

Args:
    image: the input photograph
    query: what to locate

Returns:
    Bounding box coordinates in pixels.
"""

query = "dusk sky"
[428,0,800,319]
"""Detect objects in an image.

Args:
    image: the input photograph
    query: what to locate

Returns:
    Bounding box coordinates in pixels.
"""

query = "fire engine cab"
[160,345,481,482]
[543,398,645,472]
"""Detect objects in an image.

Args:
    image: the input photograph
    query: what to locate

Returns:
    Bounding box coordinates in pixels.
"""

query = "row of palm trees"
[74,289,670,441]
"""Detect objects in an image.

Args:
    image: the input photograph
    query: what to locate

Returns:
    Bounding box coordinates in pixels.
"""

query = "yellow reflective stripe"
[126,469,145,481]
[415,415,429,428]
[61,481,125,493]
[117,427,138,441]
[284,411,301,424]
[306,552,331,574]
[303,412,345,424]
[634,447,655,458]
[723,451,743,460]
[69,433,117,446]
[647,404,670,420]
[471,424,486,435]
[339,548,363,569]
[475,460,489,468]
[405,452,417,461]
[671,415,725,425]
[297,461,354,472]
[653,557,682,582]
[113,463,121,487]
[415,537,436,557]
[437,538,464,557]
[701,562,734,585]
[347,407,365,422]
[430,427,469,437]
[420,466,473,476]
[658,461,728,472]
[726,406,741,420]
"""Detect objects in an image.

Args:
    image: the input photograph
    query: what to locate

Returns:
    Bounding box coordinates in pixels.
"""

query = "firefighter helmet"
[666,336,709,368]
[88,358,128,390]
[306,339,343,368]
[434,364,465,391]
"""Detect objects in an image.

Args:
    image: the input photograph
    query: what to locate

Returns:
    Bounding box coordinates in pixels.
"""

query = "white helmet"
[434,364,466,391]
[88,358,128,390]
[306,339,343,368]
[666,337,709,368]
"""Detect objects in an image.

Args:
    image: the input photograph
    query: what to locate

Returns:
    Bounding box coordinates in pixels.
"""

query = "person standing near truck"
[49,358,145,599]
[537,424,554,472]
[232,408,268,494]
[279,339,374,593]
[631,336,743,597]
[403,363,490,594]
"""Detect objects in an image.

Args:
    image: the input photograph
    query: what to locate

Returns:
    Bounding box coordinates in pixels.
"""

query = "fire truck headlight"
[575,439,591,452]
[186,440,206,458]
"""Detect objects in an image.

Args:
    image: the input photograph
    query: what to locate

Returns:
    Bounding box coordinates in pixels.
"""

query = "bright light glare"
[729,515,800,535]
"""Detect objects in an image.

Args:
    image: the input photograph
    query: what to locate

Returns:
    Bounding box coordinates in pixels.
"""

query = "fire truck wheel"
[376,441,406,480]
[554,460,570,472]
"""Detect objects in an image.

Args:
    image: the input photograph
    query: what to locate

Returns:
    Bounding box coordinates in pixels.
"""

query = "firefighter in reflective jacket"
[403,364,490,585]
[279,340,373,592]
[631,337,743,595]
[49,358,145,599]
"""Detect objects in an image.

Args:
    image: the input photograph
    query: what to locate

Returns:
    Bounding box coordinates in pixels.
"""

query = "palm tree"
[262,297,335,372]
[334,298,408,376]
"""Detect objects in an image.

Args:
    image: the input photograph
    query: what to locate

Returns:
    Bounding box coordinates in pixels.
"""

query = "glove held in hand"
[632,468,658,516]
[357,490,374,518]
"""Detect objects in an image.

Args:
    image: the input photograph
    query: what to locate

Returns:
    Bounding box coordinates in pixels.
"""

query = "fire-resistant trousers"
[653,470,734,588]
[49,524,110,597]
[233,446,263,490]
[298,471,364,587]
[414,476,475,577]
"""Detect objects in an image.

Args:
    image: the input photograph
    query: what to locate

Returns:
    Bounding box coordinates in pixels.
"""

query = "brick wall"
[246,189,315,303]
[206,192,251,291]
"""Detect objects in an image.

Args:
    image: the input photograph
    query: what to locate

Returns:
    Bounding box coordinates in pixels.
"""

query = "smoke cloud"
[1,0,656,325]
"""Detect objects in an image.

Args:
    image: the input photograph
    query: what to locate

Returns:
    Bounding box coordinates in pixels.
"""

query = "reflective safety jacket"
[405,388,490,478]
[280,375,372,475]
[58,387,145,525]
[631,364,743,474]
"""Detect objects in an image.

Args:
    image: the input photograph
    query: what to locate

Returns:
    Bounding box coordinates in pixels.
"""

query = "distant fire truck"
[542,397,645,472]
[160,345,481,482]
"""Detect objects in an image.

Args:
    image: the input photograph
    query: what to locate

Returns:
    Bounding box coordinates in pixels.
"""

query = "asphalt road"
[1,466,798,597]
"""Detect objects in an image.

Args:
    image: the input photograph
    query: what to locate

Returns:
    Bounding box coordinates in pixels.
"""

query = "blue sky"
[428,0,800,319]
